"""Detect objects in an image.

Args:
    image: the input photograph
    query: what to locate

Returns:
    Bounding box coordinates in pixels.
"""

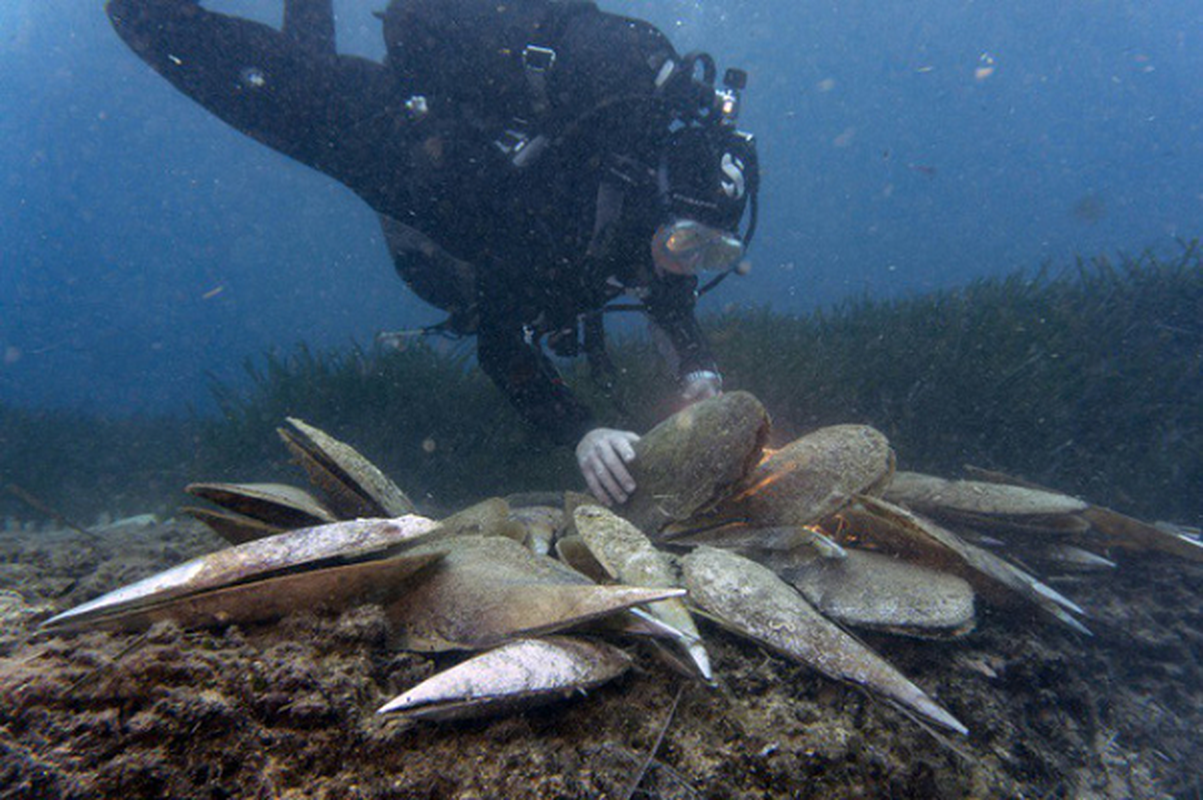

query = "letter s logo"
[720,153,746,199]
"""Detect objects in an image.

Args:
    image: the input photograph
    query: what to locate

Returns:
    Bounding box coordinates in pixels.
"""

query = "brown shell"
[44,516,443,631]
[884,472,1088,517]
[385,535,684,652]
[378,636,632,720]
[963,465,1203,562]
[756,547,976,639]
[847,496,1090,635]
[185,482,336,529]
[280,417,415,518]
[620,391,770,536]
[574,505,710,679]
[680,546,967,735]
[710,424,894,529]
[181,506,283,545]
[1082,506,1203,562]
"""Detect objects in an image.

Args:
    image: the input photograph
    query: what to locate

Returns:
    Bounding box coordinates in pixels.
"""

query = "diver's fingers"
[598,442,636,498]
[594,456,629,505]
[580,448,622,506]
[615,431,640,463]
[576,428,641,505]
[582,464,613,506]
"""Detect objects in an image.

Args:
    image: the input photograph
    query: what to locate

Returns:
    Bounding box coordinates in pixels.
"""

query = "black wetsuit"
[105,0,719,444]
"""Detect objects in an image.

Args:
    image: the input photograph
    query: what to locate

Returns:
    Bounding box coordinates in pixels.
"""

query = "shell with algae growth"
[619,391,770,536]
[680,546,968,735]
[714,424,894,529]
[574,505,711,680]
[385,535,685,652]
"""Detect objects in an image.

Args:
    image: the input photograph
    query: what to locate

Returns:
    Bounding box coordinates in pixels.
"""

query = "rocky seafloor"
[1,516,1200,799]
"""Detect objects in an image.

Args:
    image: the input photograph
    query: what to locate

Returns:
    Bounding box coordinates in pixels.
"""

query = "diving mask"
[651,219,744,276]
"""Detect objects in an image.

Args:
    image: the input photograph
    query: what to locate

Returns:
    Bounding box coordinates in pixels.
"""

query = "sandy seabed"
[0,518,1200,800]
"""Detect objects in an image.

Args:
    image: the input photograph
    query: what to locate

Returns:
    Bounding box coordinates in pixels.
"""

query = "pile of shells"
[42,393,1202,735]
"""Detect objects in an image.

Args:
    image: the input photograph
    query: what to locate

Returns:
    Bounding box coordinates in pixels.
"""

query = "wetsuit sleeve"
[476,318,596,447]
[644,277,719,379]
[104,0,406,201]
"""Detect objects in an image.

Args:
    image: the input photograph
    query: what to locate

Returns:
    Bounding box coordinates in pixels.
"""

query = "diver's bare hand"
[682,370,723,404]
[576,428,641,506]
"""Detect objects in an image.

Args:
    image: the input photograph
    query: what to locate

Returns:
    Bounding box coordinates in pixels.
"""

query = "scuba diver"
[104,0,760,505]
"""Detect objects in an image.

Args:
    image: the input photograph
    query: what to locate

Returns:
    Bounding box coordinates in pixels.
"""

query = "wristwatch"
[682,370,723,390]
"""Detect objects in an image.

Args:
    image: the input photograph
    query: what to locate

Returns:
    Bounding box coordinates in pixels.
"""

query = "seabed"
[1,514,1200,799]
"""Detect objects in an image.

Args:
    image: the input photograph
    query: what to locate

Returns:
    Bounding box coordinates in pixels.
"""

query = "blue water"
[2,0,1200,413]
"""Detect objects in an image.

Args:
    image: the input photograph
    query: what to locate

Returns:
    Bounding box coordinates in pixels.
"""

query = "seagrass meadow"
[1,245,1200,528]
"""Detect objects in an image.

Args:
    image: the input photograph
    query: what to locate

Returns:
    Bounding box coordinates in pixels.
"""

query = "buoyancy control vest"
[377,0,759,377]
[381,0,680,164]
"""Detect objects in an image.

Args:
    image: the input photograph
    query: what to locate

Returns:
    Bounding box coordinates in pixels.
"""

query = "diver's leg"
[105,0,404,200]
[284,0,335,55]
[379,215,480,318]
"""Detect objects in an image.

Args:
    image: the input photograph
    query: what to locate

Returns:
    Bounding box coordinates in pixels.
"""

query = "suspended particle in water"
[974,53,996,81]
[240,66,267,89]
[422,438,437,454]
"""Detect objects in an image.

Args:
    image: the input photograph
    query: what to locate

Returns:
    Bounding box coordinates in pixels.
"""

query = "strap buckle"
[494,128,531,156]
[522,45,556,115]
[522,45,557,72]
[494,128,549,168]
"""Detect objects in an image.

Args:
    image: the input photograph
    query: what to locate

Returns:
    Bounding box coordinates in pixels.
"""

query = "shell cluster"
[43,393,1202,733]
